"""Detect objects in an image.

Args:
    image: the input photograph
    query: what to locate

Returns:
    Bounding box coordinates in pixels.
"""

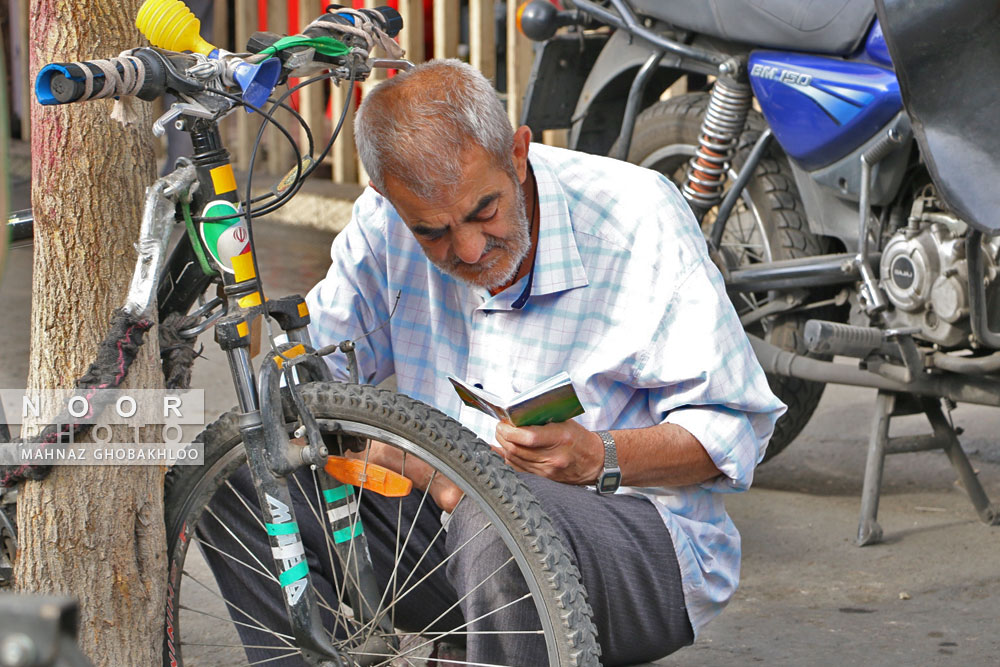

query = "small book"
[448,371,585,427]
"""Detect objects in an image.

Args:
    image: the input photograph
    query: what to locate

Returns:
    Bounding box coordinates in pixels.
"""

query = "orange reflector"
[324,456,413,497]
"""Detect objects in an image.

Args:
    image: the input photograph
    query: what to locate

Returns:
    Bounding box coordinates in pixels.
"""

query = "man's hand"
[495,420,603,486]
[345,440,465,512]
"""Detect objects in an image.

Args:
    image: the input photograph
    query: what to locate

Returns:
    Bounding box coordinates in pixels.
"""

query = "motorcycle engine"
[879,191,999,347]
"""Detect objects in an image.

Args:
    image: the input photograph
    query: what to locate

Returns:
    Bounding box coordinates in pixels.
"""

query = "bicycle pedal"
[324,456,412,497]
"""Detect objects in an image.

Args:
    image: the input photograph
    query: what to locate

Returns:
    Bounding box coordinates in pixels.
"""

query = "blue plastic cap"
[36,63,75,105]
[232,57,282,113]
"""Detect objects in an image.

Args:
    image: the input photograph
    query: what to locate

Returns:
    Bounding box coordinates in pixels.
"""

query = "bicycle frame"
[139,115,400,664]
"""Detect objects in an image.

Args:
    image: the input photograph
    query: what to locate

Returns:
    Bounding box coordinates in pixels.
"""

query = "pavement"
[3,165,1000,666]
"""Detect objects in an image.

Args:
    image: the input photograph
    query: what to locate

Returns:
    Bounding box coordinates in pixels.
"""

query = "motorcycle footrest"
[804,320,900,360]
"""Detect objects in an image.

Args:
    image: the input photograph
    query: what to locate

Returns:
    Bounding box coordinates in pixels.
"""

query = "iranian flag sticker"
[200,200,251,272]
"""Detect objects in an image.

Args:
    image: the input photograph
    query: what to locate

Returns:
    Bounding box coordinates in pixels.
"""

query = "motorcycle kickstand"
[856,391,1000,547]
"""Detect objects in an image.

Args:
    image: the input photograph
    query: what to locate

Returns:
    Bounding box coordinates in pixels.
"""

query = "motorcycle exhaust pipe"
[747,333,1000,408]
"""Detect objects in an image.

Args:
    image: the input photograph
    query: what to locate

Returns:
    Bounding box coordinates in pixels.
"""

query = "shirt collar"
[479,144,589,311]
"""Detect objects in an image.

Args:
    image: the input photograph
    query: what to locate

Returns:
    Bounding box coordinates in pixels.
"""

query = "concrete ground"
[3,173,1000,665]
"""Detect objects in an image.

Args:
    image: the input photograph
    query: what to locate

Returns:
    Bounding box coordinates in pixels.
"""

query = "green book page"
[507,380,585,426]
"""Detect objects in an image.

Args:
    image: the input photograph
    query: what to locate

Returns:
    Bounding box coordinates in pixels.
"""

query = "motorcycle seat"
[629,0,875,55]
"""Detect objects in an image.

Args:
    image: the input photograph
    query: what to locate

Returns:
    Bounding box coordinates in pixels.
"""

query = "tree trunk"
[15,2,166,664]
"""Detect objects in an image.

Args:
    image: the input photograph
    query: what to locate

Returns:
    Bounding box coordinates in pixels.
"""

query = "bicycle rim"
[164,383,600,666]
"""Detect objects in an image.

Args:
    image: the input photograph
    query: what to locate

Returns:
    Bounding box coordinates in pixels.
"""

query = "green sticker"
[279,560,309,587]
[266,521,300,536]
[323,485,354,503]
[333,522,364,544]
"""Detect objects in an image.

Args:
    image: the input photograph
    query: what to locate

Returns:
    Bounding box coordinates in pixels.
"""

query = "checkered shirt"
[306,143,786,635]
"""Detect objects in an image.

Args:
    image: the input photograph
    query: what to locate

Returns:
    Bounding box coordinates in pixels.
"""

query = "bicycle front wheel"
[164,382,600,666]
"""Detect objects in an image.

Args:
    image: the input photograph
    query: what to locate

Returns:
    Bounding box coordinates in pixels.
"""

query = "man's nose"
[451,224,487,264]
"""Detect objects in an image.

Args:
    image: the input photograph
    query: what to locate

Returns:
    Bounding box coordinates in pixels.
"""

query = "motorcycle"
[515,0,1000,544]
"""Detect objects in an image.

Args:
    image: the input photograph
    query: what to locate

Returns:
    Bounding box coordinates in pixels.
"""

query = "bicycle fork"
[218,305,395,665]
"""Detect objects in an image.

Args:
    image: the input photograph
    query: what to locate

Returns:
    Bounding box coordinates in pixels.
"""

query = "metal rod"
[710,129,772,250]
[226,347,260,414]
[857,390,893,546]
[572,0,726,66]
[924,398,999,525]
[611,50,665,161]
[884,434,947,455]
[726,252,860,292]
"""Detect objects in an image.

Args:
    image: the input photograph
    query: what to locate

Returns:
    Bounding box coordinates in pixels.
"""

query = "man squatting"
[203,59,785,665]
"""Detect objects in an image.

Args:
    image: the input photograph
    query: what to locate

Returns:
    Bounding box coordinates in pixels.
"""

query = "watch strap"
[597,430,617,468]
[595,430,621,495]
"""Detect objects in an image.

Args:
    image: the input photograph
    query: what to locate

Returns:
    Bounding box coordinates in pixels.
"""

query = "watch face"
[598,471,621,494]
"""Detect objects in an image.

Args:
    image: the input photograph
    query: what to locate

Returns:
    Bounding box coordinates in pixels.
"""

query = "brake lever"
[371,58,414,72]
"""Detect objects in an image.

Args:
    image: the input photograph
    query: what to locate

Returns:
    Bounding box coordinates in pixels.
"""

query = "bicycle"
[0,1,601,664]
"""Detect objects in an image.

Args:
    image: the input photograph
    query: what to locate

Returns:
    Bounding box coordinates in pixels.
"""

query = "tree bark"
[15,1,166,664]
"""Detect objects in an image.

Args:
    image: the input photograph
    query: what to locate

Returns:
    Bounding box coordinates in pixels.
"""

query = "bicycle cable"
[206,59,359,366]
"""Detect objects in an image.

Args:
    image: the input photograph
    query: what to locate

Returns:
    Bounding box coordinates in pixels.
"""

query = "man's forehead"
[386,167,508,225]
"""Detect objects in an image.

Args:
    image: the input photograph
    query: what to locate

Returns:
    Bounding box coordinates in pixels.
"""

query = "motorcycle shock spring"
[682,77,753,212]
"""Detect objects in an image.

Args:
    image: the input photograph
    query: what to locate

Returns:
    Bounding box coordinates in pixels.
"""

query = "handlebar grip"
[36,50,167,106]
[305,6,403,40]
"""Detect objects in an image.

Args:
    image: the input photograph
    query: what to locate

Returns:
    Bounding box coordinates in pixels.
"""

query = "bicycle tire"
[163,381,601,666]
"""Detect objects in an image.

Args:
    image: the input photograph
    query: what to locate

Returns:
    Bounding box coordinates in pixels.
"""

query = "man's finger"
[496,422,545,447]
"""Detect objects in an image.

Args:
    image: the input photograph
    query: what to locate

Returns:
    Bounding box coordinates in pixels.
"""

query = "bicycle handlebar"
[36,4,404,108]
[36,48,199,106]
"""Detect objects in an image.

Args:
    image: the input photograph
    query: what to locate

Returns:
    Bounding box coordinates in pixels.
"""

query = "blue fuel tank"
[748,32,902,170]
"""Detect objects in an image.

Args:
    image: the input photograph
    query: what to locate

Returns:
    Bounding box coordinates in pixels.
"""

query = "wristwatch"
[595,430,622,495]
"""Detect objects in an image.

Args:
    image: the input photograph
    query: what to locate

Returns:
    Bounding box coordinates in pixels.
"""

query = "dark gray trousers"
[199,466,693,665]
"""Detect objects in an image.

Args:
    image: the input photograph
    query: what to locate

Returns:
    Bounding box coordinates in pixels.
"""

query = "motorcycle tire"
[621,92,828,462]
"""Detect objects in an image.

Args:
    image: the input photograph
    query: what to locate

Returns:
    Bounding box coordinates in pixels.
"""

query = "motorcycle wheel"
[622,92,828,462]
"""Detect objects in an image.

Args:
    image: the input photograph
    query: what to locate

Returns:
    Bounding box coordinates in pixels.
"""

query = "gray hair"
[354,59,515,200]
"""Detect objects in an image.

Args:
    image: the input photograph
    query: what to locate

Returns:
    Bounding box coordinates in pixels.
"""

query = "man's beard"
[431,180,531,290]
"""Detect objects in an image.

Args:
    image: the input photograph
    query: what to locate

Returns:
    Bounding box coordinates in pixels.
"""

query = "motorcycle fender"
[568,29,712,155]
[520,33,607,134]
[876,0,1000,233]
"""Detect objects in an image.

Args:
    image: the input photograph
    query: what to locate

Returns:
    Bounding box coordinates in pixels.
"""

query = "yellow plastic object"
[324,457,413,498]
[136,0,217,55]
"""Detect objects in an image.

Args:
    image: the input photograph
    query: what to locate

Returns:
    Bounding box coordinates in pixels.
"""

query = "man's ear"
[512,125,533,184]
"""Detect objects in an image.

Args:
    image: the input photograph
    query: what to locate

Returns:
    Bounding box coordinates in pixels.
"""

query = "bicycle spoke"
[353,651,507,667]
[182,642,298,650]
[357,465,453,648]
[355,471,440,646]
[248,651,306,665]
[224,479,268,532]
[355,516,491,641]
[181,569,295,648]
[178,604,295,642]
[392,453,407,632]
[372,592,534,667]
[347,445,375,620]
[192,534,275,582]
[203,505,279,582]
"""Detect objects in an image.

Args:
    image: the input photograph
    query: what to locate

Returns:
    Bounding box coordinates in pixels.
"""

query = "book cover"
[448,372,585,427]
